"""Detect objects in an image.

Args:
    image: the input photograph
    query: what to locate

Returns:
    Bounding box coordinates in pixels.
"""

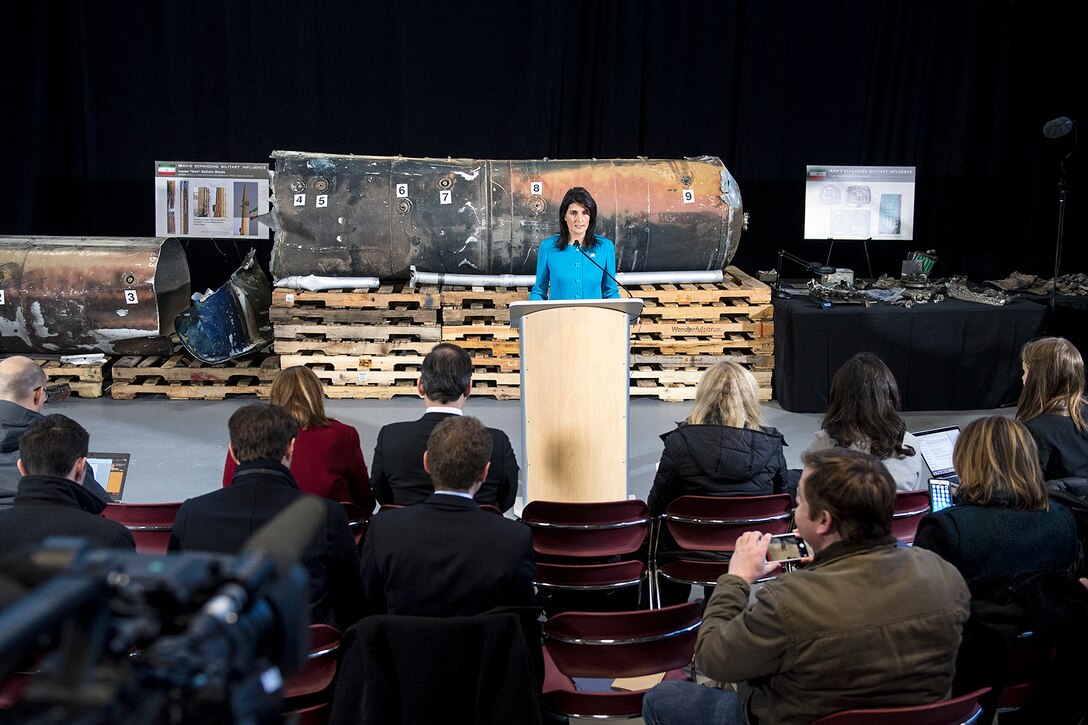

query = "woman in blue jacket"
[529,187,620,301]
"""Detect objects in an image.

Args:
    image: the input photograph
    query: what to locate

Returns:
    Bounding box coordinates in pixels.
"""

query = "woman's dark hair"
[556,187,599,251]
[822,352,914,460]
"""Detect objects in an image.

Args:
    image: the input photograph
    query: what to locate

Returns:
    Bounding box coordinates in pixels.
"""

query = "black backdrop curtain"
[2,0,1083,290]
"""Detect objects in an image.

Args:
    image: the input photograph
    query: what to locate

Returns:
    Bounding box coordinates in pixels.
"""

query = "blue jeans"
[642,680,746,725]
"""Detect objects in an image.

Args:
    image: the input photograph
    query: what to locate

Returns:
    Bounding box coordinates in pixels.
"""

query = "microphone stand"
[1049,173,1069,326]
[573,240,631,298]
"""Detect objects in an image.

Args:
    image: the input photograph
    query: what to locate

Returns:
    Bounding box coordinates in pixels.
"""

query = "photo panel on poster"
[154,161,270,239]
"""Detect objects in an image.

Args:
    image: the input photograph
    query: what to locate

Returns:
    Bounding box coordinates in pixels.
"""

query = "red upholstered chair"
[654,494,794,606]
[811,687,990,725]
[541,601,701,719]
[890,490,931,544]
[102,502,183,554]
[521,500,651,613]
[281,624,341,722]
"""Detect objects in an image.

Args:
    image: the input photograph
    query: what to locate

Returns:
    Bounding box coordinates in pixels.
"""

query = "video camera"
[0,497,325,725]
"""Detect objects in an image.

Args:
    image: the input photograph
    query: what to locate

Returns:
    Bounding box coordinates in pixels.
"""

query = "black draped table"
[773,296,1048,413]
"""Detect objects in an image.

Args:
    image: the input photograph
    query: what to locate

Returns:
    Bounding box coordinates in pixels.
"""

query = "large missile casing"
[0,237,191,354]
[271,153,744,280]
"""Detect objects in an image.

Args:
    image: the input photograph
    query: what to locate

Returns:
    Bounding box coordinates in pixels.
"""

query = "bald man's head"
[0,357,47,411]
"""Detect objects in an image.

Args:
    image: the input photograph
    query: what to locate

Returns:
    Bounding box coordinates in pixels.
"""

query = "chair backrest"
[663,494,794,552]
[811,687,991,725]
[534,560,644,591]
[284,623,342,700]
[543,601,701,678]
[102,502,183,554]
[340,501,369,547]
[521,499,650,558]
[891,490,931,544]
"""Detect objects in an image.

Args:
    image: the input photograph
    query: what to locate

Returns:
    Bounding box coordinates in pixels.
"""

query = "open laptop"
[912,426,960,486]
[85,452,130,502]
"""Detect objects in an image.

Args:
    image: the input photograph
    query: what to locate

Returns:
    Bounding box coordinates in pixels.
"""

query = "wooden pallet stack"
[438,285,525,400]
[35,358,110,398]
[272,284,442,399]
[627,267,773,402]
[111,352,280,400]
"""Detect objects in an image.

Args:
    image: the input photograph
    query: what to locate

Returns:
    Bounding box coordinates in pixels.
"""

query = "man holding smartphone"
[643,448,971,725]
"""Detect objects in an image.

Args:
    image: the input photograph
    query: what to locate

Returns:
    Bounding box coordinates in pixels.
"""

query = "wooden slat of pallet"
[111,382,271,400]
[630,267,772,306]
[272,285,440,310]
[631,321,773,338]
[628,384,773,403]
[636,303,773,323]
[441,324,519,341]
[629,369,772,386]
[35,359,108,383]
[273,324,442,342]
[112,354,280,384]
[278,354,520,373]
[630,353,774,369]
[270,307,438,325]
[274,340,440,356]
[309,369,519,387]
[439,287,528,308]
[441,307,511,324]
[448,339,521,357]
[630,336,775,356]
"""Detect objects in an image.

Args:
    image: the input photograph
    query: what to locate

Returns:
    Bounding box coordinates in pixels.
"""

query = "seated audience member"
[222,365,373,511]
[915,416,1079,580]
[361,415,535,617]
[0,356,109,509]
[170,403,363,629]
[648,361,788,517]
[1017,336,1088,480]
[803,352,924,491]
[642,448,970,725]
[370,343,519,512]
[0,414,134,550]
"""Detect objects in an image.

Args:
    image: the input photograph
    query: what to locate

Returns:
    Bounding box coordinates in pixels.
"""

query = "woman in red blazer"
[223,366,373,512]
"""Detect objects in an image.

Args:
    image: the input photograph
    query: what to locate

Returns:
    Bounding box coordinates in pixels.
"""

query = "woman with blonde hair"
[222,366,373,511]
[803,352,923,491]
[914,416,1078,580]
[1017,336,1088,480]
[647,361,788,516]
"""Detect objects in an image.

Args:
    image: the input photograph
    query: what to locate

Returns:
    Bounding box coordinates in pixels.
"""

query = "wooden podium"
[510,299,643,503]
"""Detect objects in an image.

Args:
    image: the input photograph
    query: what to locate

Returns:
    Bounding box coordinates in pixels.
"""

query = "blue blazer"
[528,234,620,300]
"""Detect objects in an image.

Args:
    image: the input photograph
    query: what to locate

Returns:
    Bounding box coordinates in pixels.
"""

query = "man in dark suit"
[169,403,363,630]
[361,415,535,616]
[0,414,134,551]
[370,342,519,512]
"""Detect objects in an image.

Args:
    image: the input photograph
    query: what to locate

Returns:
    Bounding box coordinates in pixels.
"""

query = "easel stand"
[824,237,874,280]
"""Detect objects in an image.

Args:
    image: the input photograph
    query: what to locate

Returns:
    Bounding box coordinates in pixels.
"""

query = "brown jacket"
[696,537,970,725]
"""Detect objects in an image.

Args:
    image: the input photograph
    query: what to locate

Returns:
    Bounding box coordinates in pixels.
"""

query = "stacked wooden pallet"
[35,358,110,398]
[627,267,773,402]
[111,353,280,400]
[438,285,525,400]
[271,284,441,399]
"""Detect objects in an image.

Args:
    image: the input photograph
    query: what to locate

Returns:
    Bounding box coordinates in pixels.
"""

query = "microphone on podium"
[572,239,631,298]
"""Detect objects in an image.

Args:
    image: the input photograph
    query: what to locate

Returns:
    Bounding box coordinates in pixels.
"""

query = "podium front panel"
[521,305,629,502]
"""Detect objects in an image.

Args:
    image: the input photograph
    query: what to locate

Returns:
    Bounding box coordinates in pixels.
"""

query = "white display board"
[154,161,270,238]
[804,166,915,240]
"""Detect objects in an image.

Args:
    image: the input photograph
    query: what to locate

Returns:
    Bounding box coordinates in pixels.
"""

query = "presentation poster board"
[804,166,916,240]
[154,161,270,238]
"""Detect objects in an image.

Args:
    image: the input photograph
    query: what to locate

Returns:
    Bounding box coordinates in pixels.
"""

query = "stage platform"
[46,395,1010,508]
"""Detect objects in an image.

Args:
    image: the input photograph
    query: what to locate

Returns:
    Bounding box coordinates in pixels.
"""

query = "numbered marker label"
[439,190,452,205]
[124,290,139,304]
[316,195,328,208]
[293,193,306,207]
[357,372,367,382]
[396,183,409,198]
[284,293,295,304]
[682,189,695,204]
[530,181,543,195]
[0,290,5,305]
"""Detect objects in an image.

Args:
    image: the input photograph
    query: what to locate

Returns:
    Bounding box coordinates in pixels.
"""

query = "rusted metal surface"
[271,152,744,280]
[0,237,190,354]
[175,249,272,364]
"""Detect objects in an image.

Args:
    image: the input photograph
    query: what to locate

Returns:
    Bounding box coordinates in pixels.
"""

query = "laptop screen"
[912,427,960,479]
[86,452,130,502]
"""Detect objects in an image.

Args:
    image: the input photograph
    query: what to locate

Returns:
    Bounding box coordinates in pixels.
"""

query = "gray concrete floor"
[46,394,1013,506]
